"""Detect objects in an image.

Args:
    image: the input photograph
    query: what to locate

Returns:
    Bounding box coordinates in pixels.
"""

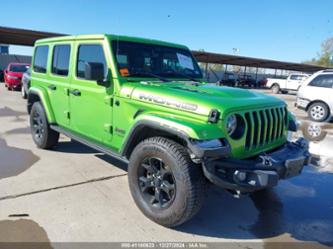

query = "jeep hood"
[122,81,285,118]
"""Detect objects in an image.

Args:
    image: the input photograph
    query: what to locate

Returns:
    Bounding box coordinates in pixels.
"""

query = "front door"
[69,42,113,144]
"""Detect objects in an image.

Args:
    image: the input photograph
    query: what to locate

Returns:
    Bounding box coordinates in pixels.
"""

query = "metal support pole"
[205,62,208,81]
[255,67,258,81]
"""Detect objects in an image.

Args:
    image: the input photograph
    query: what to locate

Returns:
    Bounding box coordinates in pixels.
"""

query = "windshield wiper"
[127,71,171,82]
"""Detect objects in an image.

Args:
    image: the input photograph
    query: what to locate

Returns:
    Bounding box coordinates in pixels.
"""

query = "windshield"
[112,41,203,80]
[10,64,29,72]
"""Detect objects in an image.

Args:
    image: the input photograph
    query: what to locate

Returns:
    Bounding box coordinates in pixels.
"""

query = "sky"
[1,0,332,63]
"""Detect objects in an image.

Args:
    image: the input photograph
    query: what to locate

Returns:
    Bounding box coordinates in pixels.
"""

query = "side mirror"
[85,62,104,80]
[84,62,110,87]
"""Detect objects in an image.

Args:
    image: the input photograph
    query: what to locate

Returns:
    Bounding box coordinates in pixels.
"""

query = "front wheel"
[308,102,330,122]
[30,102,59,149]
[128,137,206,227]
[271,84,280,94]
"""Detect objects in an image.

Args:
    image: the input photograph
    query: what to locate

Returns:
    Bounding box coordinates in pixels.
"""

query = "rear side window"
[76,45,107,79]
[52,45,71,76]
[33,46,49,73]
[290,75,306,80]
[309,74,333,88]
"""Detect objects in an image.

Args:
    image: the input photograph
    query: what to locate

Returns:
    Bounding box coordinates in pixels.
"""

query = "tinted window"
[309,74,333,88]
[290,75,299,80]
[52,45,71,76]
[10,64,29,72]
[112,41,203,79]
[76,45,107,79]
[33,46,49,73]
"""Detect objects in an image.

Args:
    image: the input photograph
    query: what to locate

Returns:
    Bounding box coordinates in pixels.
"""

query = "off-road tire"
[271,84,280,94]
[307,102,330,122]
[128,136,206,227]
[30,102,59,149]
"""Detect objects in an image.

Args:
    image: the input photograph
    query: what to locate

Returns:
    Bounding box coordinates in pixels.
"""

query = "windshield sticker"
[177,53,194,70]
[120,68,129,76]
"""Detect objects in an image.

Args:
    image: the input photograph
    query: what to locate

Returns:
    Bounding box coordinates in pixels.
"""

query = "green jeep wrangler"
[28,34,310,227]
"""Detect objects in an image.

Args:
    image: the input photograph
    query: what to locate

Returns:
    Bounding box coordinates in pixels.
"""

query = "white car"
[266,73,309,94]
[296,70,333,122]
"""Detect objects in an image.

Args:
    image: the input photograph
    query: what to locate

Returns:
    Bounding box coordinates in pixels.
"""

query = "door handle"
[48,84,57,90]
[70,89,81,96]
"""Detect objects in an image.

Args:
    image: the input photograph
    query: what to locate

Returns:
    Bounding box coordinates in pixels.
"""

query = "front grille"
[244,106,287,150]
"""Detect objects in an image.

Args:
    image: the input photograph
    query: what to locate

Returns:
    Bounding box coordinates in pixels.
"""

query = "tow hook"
[259,154,274,166]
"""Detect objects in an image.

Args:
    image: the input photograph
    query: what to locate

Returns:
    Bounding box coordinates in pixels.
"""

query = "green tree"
[304,37,333,67]
[317,37,333,67]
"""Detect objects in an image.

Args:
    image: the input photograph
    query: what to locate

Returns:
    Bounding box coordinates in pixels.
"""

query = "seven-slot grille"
[244,106,288,150]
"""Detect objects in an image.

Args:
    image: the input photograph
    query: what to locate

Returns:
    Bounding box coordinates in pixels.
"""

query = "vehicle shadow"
[53,140,98,154]
[45,139,333,246]
[52,140,128,171]
[177,173,333,247]
[177,186,278,240]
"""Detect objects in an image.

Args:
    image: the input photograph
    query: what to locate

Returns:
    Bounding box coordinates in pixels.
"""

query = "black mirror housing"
[84,62,104,81]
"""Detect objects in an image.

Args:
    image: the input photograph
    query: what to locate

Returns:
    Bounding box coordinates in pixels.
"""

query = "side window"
[52,45,71,76]
[76,45,107,79]
[309,74,333,88]
[33,46,49,73]
[299,75,308,81]
[290,75,298,80]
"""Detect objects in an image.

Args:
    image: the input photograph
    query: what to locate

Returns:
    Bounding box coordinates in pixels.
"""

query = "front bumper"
[295,97,310,110]
[202,138,310,192]
[6,78,21,87]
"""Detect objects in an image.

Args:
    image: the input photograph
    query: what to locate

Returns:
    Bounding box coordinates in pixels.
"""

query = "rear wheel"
[308,102,330,122]
[128,137,206,227]
[271,84,280,94]
[30,102,59,149]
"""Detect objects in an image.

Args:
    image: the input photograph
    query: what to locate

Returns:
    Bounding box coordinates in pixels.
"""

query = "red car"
[4,63,30,90]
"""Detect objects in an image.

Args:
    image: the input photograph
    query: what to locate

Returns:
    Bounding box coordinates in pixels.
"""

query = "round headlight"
[226,114,245,139]
[226,114,237,136]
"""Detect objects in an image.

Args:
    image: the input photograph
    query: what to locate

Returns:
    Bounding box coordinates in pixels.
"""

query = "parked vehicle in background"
[3,63,30,90]
[217,72,236,87]
[266,73,309,94]
[28,34,309,227]
[296,70,333,122]
[21,67,31,99]
[237,74,256,87]
[257,78,268,88]
[0,71,4,82]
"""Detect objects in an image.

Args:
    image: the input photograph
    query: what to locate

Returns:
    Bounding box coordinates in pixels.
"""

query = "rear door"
[48,43,73,128]
[69,40,113,144]
[307,74,333,110]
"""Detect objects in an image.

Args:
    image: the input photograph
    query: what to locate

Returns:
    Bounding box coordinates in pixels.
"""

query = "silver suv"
[296,70,333,122]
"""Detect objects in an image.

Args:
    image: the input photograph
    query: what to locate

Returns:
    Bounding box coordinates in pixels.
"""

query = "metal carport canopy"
[0,26,329,73]
[192,50,328,73]
[0,26,66,46]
